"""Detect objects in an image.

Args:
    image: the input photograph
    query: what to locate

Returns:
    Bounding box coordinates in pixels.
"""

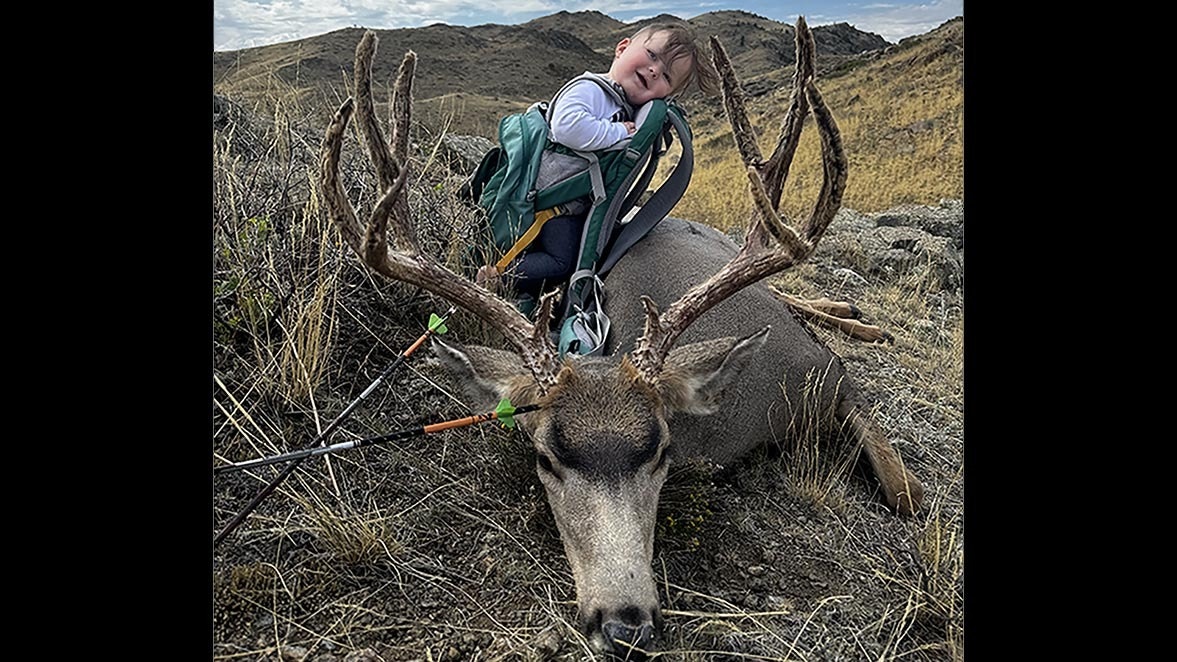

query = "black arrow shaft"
[216,404,543,475]
[214,308,454,547]
[215,426,420,474]
[213,360,403,546]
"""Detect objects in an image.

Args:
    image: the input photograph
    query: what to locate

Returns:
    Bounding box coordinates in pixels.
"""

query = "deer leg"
[838,398,923,515]
[796,296,860,319]
[774,291,894,344]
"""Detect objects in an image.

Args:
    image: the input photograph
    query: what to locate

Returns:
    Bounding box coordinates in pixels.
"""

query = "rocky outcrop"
[873,199,963,249]
[439,134,495,172]
[818,199,963,290]
[813,22,890,54]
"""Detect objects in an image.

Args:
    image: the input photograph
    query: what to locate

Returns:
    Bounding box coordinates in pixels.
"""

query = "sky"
[213,1,964,52]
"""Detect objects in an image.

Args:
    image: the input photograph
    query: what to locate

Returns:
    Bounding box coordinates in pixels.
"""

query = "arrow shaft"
[217,404,543,476]
[214,307,456,546]
[423,412,494,433]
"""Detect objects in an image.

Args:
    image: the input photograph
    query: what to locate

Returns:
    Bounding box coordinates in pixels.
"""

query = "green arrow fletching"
[428,313,449,335]
[494,398,517,429]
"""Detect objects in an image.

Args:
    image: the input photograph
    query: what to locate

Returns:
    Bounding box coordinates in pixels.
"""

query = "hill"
[213,10,893,133]
[519,10,626,48]
[213,22,607,115]
[211,12,961,211]
[677,16,963,223]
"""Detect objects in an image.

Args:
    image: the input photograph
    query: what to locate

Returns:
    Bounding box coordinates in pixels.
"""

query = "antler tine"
[708,35,788,252]
[389,46,414,165]
[631,17,846,383]
[631,241,802,381]
[321,98,363,250]
[320,31,561,392]
[801,80,848,245]
[759,16,816,210]
[709,36,762,171]
[354,33,419,254]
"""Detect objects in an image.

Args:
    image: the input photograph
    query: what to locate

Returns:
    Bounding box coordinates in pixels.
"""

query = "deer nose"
[602,620,655,656]
[582,605,662,655]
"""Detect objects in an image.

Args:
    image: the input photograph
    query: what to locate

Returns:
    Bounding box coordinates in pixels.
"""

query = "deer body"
[321,20,923,656]
[604,216,851,467]
[433,217,921,654]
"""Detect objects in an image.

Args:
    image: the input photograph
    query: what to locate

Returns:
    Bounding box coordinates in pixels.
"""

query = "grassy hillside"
[215,16,961,219]
[210,11,947,166]
[674,17,962,227]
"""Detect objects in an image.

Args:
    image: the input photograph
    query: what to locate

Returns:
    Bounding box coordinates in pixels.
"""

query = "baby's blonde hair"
[629,24,720,97]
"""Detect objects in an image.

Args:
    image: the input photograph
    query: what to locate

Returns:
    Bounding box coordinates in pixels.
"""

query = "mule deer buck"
[320,18,924,656]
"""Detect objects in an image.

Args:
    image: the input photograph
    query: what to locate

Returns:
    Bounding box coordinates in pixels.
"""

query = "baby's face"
[609,31,693,106]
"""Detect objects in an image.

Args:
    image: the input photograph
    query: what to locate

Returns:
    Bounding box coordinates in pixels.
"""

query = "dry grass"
[675,25,963,228]
[213,77,343,410]
[415,93,531,140]
[861,469,964,662]
[776,369,858,517]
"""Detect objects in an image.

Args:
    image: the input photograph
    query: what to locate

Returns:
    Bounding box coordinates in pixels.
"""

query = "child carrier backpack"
[466,73,696,357]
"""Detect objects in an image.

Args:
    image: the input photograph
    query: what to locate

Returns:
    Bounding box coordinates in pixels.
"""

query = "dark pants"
[507,212,584,297]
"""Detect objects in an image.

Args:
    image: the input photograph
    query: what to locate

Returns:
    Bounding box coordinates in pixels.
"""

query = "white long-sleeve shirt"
[547,73,631,152]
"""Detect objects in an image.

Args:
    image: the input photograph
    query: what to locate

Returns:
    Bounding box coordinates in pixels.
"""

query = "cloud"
[214,0,561,50]
[841,1,962,41]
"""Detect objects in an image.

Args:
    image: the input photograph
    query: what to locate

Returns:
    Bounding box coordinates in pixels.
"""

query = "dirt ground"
[212,188,963,660]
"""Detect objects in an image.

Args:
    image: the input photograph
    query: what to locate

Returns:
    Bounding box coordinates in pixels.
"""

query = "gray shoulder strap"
[597,109,693,277]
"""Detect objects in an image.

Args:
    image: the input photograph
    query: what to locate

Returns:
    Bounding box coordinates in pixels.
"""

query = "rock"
[866,226,962,290]
[819,201,964,291]
[440,134,495,173]
[280,646,309,661]
[831,267,868,286]
[343,649,381,662]
[872,199,964,249]
[530,628,563,659]
[766,595,792,609]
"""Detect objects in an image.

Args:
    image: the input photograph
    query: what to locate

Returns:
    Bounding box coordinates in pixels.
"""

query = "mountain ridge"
[212,10,906,114]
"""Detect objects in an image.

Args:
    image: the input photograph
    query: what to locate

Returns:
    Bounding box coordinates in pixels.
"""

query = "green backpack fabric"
[467,104,552,256]
[466,74,696,357]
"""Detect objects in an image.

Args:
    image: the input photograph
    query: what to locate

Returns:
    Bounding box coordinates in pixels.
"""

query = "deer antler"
[631,17,848,381]
[319,31,562,391]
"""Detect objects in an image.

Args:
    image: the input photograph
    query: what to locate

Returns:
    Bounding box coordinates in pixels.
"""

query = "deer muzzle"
[546,475,665,654]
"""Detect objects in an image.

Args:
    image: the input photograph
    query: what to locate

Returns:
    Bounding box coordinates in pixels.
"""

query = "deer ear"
[655,326,770,416]
[431,338,534,409]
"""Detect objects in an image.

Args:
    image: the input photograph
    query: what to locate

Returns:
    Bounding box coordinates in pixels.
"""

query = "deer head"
[319,17,845,655]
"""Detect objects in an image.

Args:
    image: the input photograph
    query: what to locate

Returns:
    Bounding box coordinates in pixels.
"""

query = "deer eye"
[536,453,563,480]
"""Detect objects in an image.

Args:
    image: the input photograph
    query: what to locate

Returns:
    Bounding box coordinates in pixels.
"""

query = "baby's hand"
[623,121,636,135]
[476,264,500,291]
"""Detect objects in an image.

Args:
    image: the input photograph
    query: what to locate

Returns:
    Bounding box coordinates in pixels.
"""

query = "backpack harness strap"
[494,204,568,270]
[547,73,634,133]
[558,269,611,357]
[597,108,694,277]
